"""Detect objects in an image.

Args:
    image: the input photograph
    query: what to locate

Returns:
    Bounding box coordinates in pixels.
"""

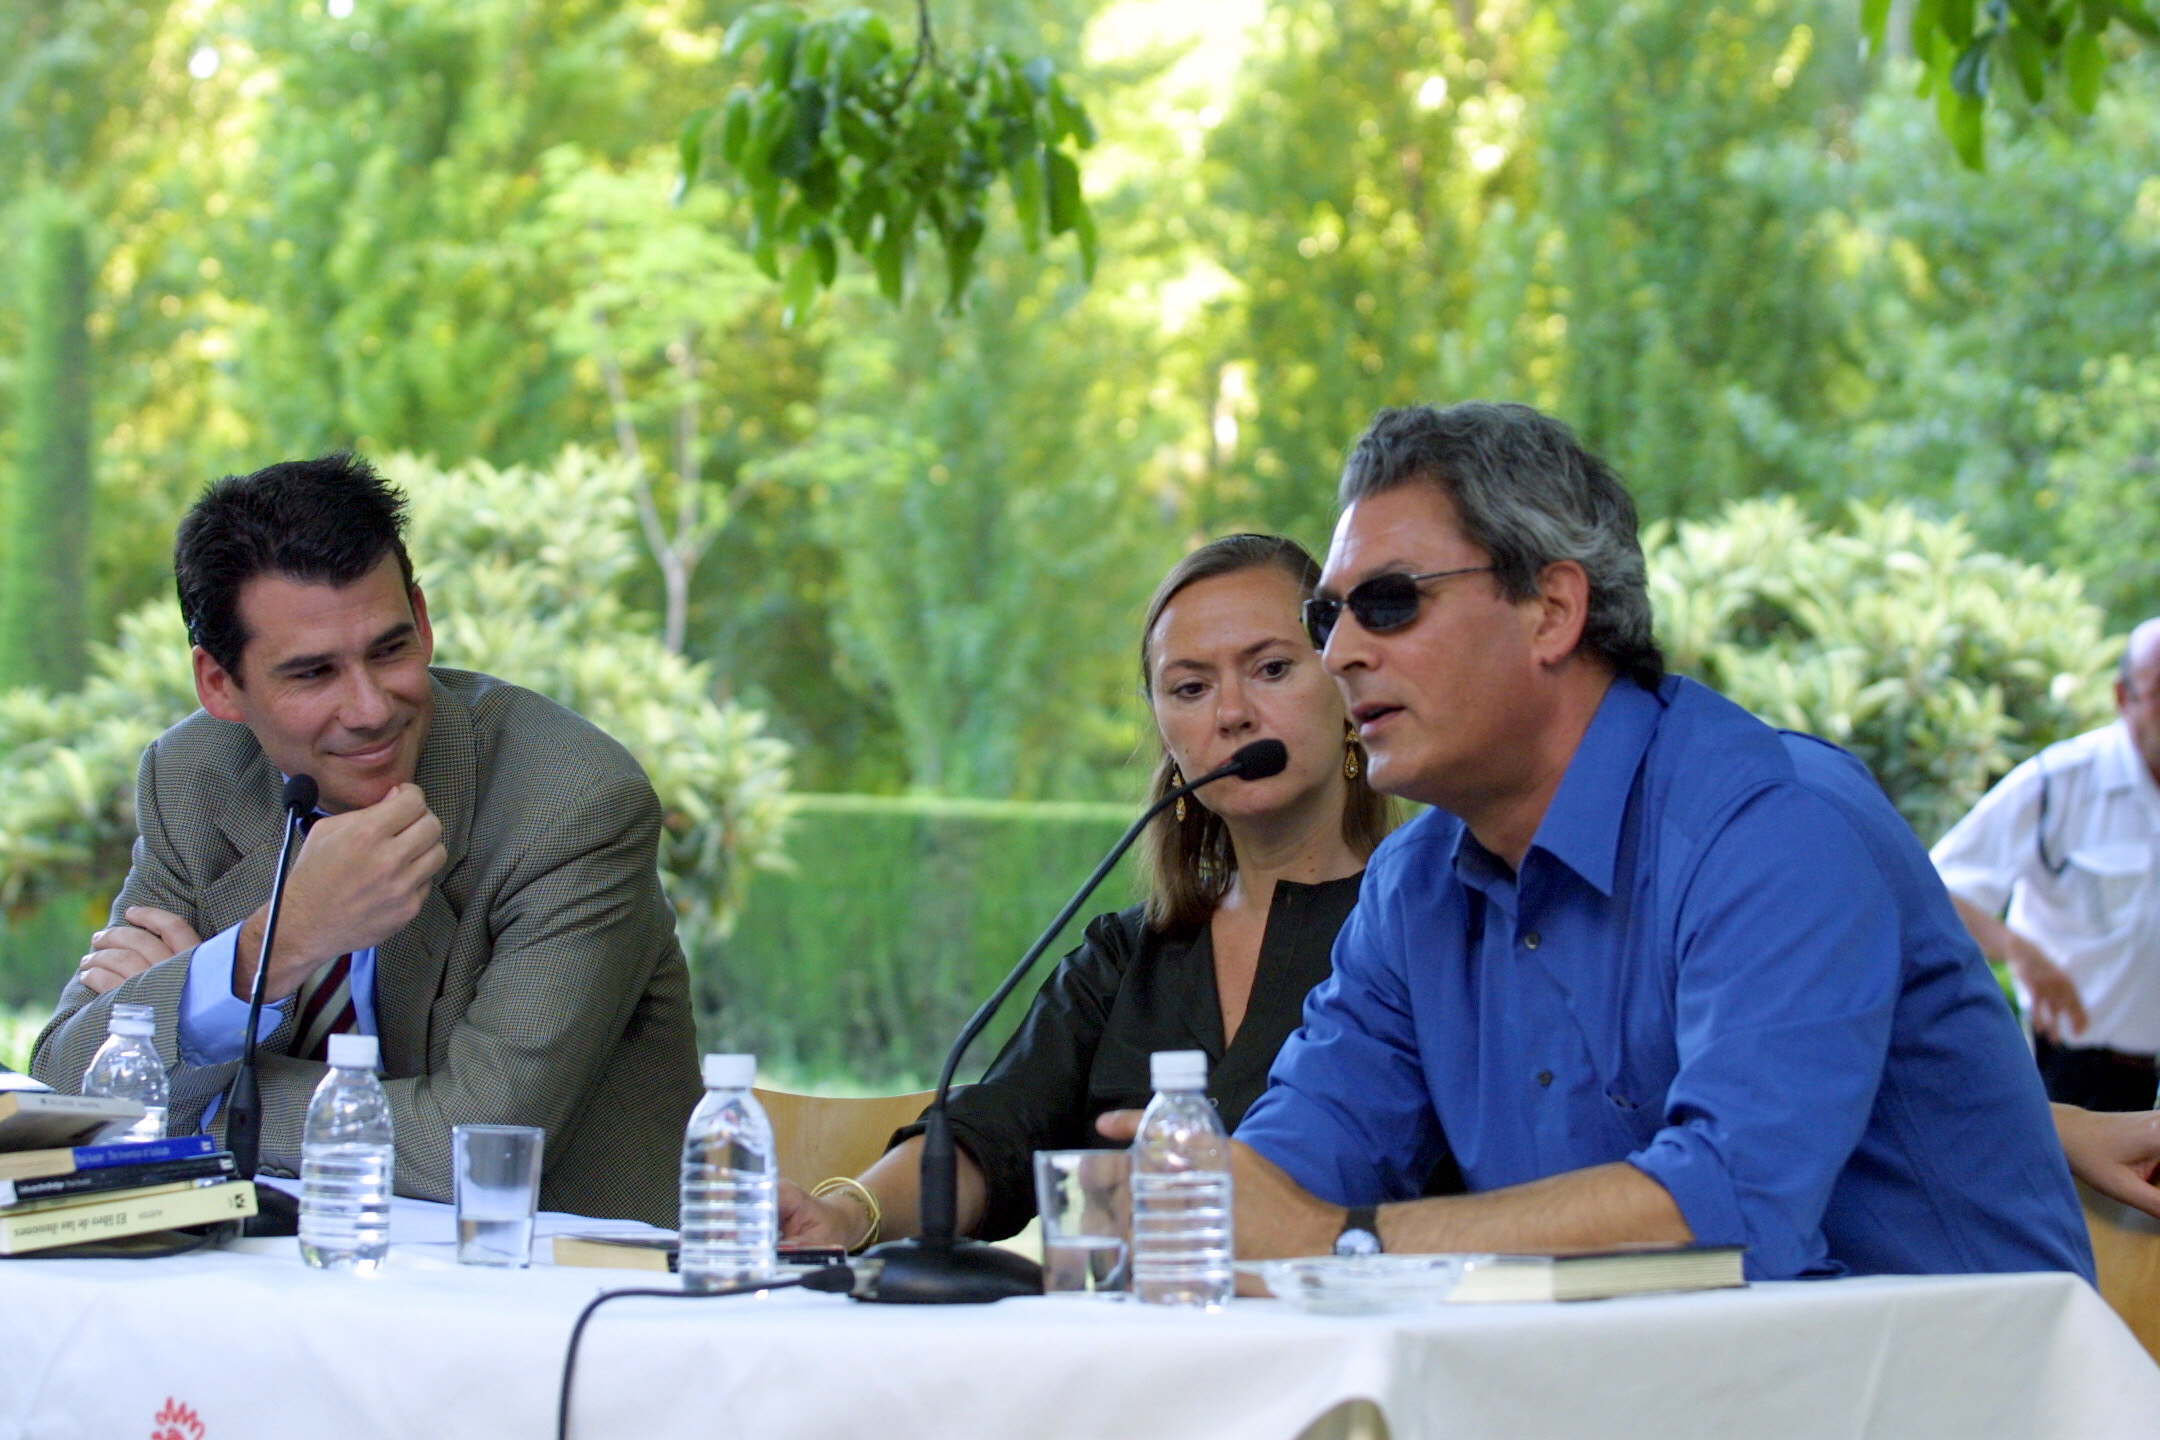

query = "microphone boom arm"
[903,739,1285,1272]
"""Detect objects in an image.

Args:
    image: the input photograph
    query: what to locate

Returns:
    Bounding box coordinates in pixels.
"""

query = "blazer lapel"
[374,673,475,1074]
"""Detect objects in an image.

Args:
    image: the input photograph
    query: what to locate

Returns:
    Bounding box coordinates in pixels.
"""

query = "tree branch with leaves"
[680,2,1099,317]
[1891,0,2157,167]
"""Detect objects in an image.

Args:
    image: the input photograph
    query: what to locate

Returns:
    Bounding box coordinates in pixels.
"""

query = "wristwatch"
[1334,1204,1382,1258]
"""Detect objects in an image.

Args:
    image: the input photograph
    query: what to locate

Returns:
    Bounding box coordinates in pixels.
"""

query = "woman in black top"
[780,533,1396,1246]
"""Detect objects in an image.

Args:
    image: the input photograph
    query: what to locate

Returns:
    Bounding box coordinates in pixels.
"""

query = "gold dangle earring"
[1343,724,1361,782]
[1171,765,1187,823]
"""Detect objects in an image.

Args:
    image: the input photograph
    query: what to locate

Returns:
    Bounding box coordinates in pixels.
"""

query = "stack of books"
[0,1092,257,1255]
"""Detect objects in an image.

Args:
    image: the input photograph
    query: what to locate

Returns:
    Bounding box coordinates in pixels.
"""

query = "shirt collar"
[1519,676,1666,897]
[2099,719,2153,798]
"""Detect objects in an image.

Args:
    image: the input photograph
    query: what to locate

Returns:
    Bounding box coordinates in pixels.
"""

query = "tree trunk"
[1,195,94,692]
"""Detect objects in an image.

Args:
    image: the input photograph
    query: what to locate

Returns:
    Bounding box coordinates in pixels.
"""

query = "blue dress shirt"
[1239,676,2095,1282]
[178,927,379,1066]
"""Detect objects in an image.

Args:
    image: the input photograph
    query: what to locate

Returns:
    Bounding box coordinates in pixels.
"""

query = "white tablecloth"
[3,1226,2155,1440]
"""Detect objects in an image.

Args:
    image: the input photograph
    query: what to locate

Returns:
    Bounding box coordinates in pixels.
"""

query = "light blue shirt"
[1239,676,2095,1283]
[177,927,379,1067]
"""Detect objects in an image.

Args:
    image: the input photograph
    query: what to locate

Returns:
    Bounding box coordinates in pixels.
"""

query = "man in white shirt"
[1932,617,2160,1111]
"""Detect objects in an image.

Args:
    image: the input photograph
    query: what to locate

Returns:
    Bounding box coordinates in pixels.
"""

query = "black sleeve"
[892,907,1145,1243]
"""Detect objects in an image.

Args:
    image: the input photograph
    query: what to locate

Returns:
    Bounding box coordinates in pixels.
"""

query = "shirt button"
[1536,1070,1554,1087]
[1522,932,1541,950]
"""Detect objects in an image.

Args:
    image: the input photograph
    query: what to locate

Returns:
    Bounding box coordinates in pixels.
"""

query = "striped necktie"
[288,809,358,1063]
[294,954,357,1063]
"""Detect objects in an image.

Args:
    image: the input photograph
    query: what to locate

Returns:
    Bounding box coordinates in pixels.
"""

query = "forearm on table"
[1376,1163,1692,1257]
[848,1135,990,1243]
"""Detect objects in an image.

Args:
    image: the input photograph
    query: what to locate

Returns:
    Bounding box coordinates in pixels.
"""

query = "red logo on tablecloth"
[152,1397,206,1440]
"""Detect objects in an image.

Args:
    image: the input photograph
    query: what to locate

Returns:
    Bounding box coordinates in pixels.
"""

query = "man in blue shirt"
[1232,402,2093,1280]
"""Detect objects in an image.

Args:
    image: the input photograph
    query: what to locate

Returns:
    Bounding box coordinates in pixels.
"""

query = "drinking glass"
[1033,1148,1132,1299]
[452,1124,544,1267]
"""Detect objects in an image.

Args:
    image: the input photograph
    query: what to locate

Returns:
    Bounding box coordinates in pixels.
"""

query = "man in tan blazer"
[32,454,701,1226]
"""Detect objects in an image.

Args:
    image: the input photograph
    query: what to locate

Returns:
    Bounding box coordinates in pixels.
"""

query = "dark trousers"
[2034,1034,2160,1112]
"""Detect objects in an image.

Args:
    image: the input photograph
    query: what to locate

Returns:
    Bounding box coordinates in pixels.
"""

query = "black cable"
[2034,759,2071,879]
[556,1267,857,1440]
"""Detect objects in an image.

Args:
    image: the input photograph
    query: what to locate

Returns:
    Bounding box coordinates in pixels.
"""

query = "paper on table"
[257,1174,670,1249]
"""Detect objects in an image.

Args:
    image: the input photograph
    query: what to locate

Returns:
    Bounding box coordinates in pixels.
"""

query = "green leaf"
[1949,33,1994,98]
[809,226,839,286]
[2066,28,2106,111]
[1045,149,1082,237]
[873,219,909,303]
[2115,1,2160,39]
[1073,203,1098,283]
[1009,147,1045,246]
[719,89,756,168]
[1048,81,1096,149]
[676,104,716,194]
[723,5,797,62]
[1022,57,1055,96]
[1941,0,1975,43]
[781,243,820,325]
[1936,77,1987,169]
[2002,23,2047,101]
[741,89,795,182]
[771,84,825,179]
[1908,0,1942,58]
[1863,0,1894,49]
[943,208,984,312]
[798,23,832,85]
[763,26,801,87]
[801,155,840,213]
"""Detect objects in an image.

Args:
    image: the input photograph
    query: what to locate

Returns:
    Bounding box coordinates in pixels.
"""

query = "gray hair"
[1338,402,1665,690]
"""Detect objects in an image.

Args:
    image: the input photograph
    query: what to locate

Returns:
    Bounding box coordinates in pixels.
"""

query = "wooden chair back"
[2081,1181,2160,1364]
[754,1087,937,1186]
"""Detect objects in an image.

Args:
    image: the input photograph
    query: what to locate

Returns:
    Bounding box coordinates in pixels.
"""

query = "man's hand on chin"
[1093,1109,1343,1260]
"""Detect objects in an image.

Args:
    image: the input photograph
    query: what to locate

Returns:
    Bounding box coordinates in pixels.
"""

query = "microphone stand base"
[855,1237,1043,1304]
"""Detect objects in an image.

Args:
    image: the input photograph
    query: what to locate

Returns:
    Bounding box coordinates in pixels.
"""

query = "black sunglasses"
[1302,566,1498,648]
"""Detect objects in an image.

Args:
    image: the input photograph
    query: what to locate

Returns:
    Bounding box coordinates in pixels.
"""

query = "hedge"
[699,792,1141,1090]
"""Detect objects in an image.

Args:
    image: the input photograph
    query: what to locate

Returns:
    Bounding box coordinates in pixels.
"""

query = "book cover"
[0,1178,259,1255]
[0,1093,147,1152]
[1448,1244,1746,1303]
[0,1133,217,1182]
[0,1152,237,1209]
[553,1232,681,1273]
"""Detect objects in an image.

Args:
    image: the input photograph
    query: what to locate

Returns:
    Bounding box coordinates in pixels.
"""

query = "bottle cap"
[1150,1049,1208,1091]
[108,1003,154,1039]
[327,1033,379,1070]
[702,1053,756,1089]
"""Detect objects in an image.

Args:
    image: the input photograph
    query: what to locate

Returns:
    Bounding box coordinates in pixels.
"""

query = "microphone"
[224,772,316,1237]
[858,738,1287,1303]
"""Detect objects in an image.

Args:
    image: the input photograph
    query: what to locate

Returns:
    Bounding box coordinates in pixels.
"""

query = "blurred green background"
[1,0,2153,1088]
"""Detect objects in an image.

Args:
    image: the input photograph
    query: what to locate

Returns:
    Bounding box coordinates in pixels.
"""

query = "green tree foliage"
[751,240,1172,799]
[0,0,184,684]
[686,2,1098,314]
[0,195,94,691]
[1193,0,1560,546]
[1892,0,2158,167]
[1719,62,2160,623]
[1650,497,2118,839]
[0,451,792,975]
[212,0,736,466]
[712,793,1134,1078]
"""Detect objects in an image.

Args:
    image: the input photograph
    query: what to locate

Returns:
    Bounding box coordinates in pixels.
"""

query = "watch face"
[1334,1227,1381,1259]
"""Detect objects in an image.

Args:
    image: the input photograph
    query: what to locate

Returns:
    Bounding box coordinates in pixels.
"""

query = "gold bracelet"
[810,1176,882,1252]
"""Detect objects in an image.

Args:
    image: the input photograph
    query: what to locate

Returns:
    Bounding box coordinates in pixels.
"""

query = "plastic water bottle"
[1131,1049,1234,1308]
[679,1053,777,1292]
[81,1003,168,1143]
[299,1033,395,1273]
